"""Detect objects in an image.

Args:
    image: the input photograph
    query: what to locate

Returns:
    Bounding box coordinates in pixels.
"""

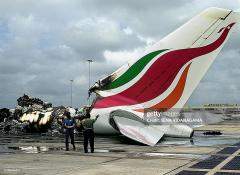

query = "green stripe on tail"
[100,49,168,91]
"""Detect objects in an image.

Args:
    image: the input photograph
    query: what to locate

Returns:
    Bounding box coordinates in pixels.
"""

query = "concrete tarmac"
[0,120,240,175]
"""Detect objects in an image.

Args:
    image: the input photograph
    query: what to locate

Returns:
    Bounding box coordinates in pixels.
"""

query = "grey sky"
[0,0,239,108]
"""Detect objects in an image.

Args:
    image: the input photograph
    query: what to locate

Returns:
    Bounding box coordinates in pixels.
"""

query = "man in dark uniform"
[63,111,76,151]
[81,109,99,153]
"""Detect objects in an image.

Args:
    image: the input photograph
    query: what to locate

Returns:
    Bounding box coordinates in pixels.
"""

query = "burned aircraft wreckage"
[0,94,85,134]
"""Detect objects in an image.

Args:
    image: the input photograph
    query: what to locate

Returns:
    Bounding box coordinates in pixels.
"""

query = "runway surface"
[0,120,240,175]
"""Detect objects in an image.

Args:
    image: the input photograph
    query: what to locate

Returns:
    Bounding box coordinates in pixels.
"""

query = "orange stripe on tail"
[135,63,191,113]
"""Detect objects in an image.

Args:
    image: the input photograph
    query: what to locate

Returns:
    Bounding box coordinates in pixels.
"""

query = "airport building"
[184,104,240,115]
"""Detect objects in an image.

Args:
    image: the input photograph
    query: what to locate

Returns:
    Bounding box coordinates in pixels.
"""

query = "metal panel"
[217,147,239,154]
[176,170,207,175]
[222,156,240,170]
[190,155,227,169]
[214,172,240,175]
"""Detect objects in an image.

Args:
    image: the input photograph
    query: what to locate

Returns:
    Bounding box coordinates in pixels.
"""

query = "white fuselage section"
[91,109,193,138]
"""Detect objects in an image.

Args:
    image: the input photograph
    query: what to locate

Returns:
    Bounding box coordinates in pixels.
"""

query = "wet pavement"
[0,120,240,175]
[0,132,238,155]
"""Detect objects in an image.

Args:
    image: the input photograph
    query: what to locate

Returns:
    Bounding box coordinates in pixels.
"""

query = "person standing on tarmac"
[63,111,76,151]
[81,108,99,153]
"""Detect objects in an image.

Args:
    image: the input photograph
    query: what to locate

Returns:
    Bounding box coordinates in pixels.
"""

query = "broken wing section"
[110,110,166,146]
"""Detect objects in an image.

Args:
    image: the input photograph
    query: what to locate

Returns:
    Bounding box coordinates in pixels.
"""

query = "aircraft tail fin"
[92,8,240,111]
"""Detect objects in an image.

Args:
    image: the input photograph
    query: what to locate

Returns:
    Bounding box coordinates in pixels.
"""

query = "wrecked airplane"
[88,7,240,146]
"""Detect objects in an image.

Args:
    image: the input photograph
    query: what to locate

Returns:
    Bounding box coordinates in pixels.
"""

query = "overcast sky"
[0,0,240,108]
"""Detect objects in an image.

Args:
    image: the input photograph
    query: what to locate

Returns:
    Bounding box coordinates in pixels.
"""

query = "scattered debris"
[203,130,222,135]
[0,94,81,135]
[0,108,10,122]
[17,94,52,109]
[0,119,27,135]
